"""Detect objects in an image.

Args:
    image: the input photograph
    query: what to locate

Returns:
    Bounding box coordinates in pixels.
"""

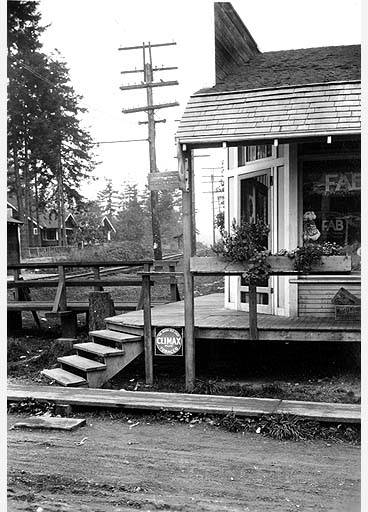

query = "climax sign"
[155,328,183,356]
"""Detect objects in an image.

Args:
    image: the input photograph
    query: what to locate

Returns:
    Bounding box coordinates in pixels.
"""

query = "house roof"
[177,80,361,145]
[201,45,360,94]
[38,211,77,229]
[101,216,116,232]
[7,211,23,224]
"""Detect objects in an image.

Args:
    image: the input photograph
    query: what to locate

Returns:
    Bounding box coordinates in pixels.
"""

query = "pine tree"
[97,179,120,217]
[7,1,96,248]
[115,184,150,243]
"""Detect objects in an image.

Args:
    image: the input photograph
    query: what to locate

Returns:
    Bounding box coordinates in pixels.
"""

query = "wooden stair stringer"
[102,339,144,382]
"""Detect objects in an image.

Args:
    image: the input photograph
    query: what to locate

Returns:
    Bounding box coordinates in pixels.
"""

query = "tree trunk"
[88,291,116,332]
[34,169,42,246]
[12,141,26,252]
[23,135,31,248]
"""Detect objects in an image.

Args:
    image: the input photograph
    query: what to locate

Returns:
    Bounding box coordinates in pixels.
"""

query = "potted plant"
[206,219,351,278]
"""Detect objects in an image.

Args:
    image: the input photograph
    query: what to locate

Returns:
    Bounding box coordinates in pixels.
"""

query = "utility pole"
[119,41,179,260]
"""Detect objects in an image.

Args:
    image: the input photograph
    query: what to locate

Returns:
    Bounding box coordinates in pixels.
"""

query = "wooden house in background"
[7,195,79,249]
[101,216,116,242]
[7,209,22,265]
[177,2,361,319]
[38,211,78,246]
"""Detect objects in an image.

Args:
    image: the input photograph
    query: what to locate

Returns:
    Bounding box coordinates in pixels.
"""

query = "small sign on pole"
[155,327,183,356]
[148,171,180,191]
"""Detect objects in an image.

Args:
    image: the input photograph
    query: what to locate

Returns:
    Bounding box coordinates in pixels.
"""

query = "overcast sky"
[37,0,361,244]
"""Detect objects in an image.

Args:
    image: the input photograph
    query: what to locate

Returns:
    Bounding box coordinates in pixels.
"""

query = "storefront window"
[238,144,272,166]
[302,158,361,252]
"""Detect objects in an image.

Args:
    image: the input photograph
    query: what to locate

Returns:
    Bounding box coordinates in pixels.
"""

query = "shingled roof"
[177,81,361,144]
[201,45,360,94]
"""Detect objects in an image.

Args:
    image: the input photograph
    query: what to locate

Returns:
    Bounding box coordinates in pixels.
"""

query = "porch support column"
[179,142,195,392]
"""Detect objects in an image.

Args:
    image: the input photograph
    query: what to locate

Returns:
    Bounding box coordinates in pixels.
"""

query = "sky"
[37,0,361,244]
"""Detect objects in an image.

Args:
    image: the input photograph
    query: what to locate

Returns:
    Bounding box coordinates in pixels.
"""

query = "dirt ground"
[7,413,360,512]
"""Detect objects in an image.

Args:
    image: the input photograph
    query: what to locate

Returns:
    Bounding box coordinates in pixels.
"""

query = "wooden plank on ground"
[10,416,86,431]
[7,385,360,424]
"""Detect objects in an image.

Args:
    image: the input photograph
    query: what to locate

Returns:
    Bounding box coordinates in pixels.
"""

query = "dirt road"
[7,414,360,512]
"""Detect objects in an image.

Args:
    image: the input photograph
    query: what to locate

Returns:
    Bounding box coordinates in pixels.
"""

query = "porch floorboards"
[106,293,360,343]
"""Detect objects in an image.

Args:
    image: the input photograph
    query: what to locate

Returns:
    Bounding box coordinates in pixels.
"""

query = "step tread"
[41,368,87,387]
[74,342,125,357]
[58,355,106,372]
[89,329,142,342]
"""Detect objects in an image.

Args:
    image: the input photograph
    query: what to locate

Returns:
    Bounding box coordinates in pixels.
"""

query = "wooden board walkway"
[7,384,360,424]
[106,293,360,343]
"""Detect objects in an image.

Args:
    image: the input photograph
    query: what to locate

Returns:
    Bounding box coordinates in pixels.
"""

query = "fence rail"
[7,259,181,337]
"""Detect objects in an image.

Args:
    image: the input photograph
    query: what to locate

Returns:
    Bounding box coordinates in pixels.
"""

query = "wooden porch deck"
[106,293,360,343]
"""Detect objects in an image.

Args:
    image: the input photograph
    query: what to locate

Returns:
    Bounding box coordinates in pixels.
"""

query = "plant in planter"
[292,242,344,272]
[212,220,271,284]
[213,219,345,279]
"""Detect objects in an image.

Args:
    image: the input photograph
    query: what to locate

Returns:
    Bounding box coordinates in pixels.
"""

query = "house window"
[237,144,272,166]
[302,159,361,249]
[43,229,57,241]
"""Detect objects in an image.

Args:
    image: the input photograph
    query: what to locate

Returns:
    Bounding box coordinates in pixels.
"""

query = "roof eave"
[177,130,361,147]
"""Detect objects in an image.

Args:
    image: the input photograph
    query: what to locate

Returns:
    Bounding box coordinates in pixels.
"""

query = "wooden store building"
[177,2,361,320]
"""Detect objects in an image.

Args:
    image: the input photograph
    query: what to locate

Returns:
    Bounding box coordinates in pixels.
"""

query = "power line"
[92,139,148,145]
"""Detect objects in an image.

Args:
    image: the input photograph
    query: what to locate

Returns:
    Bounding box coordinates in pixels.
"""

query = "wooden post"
[93,266,103,291]
[143,263,153,385]
[56,265,67,312]
[248,284,258,340]
[88,291,115,331]
[180,143,195,392]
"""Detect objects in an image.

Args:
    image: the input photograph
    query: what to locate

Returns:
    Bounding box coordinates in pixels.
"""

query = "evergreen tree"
[115,184,150,243]
[7,1,96,247]
[97,179,120,217]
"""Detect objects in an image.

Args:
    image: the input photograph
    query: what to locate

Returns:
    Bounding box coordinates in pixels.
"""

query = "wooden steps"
[89,329,142,347]
[42,328,144,389]
[41,368,87,387]
[74,342,125,358]
[58,354,107,372]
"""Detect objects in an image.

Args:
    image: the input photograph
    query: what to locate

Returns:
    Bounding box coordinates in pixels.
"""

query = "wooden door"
[239,169,272,313]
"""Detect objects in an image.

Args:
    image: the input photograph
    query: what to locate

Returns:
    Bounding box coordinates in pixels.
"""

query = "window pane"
[302,159,361,249]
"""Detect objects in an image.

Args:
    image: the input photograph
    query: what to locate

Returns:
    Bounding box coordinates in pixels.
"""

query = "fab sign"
[322,219,345,232]
[324,172,360,193]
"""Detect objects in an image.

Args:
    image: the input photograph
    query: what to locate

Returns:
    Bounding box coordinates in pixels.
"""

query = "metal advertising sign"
[155,327,183,356]
[148,171,180,191]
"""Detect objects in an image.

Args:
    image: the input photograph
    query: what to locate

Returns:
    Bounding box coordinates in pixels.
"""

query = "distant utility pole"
[119,41,179,260]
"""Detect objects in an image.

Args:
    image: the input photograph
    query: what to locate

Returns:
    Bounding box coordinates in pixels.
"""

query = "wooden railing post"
[248,284,258,340]
[180,143,195,392]
[143,263,153,385]
[52,265,67,313]
[93,266,103,291]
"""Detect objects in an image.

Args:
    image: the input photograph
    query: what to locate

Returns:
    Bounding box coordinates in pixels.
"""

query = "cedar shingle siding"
[177,81,361,144]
